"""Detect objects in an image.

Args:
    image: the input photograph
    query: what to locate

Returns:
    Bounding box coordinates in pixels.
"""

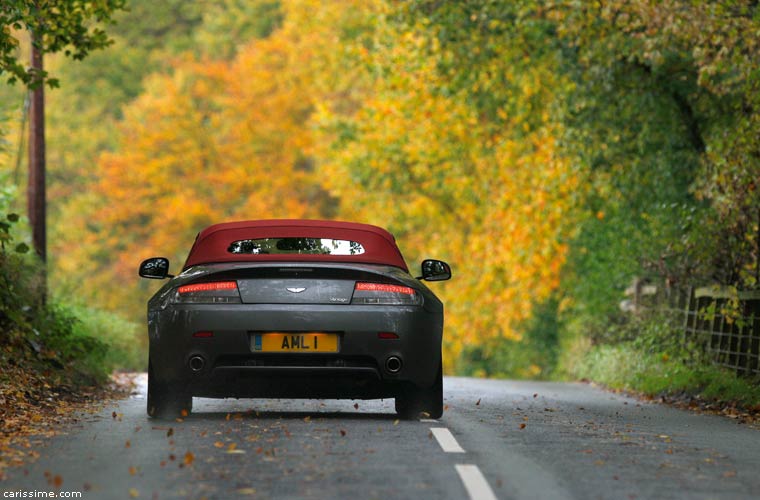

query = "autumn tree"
[54,0,373,320]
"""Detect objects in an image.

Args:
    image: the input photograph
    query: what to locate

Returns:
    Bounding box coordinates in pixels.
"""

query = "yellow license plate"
[252,333,339,353]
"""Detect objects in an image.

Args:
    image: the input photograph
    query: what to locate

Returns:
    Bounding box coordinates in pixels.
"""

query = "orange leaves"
[56,1,372,320]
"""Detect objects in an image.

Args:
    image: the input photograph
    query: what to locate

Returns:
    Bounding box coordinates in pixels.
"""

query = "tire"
[147,361,192,419]
[395,358,443,420]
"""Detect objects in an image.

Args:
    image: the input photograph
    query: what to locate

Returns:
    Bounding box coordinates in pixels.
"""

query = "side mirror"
[139,257,172,279]
[418,259,452,281]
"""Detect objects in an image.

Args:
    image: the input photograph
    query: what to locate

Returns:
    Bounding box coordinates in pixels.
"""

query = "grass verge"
[573,342,760,411]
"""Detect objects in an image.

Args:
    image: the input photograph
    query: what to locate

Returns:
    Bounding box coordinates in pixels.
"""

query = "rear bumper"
[148,303,443,398]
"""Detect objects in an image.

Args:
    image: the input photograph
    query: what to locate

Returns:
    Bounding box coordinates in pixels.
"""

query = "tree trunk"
[28,31,47,296]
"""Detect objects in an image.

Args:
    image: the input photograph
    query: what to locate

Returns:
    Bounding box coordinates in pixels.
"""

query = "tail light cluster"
[351,282,421,305]
[172,280,420,305]
[174,281,241,304]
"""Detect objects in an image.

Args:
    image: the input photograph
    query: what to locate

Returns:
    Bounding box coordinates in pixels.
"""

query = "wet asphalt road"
[3,376,760,499]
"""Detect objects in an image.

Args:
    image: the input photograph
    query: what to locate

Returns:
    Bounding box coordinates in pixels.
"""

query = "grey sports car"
[138,219,451,419]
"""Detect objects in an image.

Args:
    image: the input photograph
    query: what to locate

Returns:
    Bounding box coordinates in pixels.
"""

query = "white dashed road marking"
[430,427,466,453]
[456,464,499,500]
[428,421,497,498]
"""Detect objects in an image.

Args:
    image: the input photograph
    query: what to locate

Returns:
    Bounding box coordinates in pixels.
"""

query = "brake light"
[352,282,421,305]
[174,281,241,304]
[355,282,415,295]
[178,282,237,294]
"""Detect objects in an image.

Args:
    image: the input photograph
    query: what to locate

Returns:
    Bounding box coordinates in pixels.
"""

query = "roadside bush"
[570,309,760,407]
[62,303,144,372]
[0,209,141,388]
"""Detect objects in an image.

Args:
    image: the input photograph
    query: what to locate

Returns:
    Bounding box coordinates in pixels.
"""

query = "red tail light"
[174,281,241,304]
[355,282,415,295]
[352,282,421,305]
[178,281,237,294]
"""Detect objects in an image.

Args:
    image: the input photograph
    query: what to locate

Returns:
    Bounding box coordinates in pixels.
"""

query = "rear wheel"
[395,358,443,420]
[147,361,192,419]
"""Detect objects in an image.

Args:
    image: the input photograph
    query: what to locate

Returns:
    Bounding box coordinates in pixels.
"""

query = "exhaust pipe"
[385,356,402,374]
[189,355,205,372]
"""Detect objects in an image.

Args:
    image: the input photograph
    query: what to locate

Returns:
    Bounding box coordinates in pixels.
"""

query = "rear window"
[228,237,365,256]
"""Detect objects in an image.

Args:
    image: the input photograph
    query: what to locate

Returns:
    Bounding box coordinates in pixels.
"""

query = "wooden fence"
[623,282,760,377]
[683,287,760,376]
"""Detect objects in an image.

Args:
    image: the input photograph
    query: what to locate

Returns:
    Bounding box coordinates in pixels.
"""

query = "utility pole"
[28,29,47,277]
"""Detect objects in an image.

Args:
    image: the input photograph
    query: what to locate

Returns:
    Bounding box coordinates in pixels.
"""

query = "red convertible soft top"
[183,219,409,271]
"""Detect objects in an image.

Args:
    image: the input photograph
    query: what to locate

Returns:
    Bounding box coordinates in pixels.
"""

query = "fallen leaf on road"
[53,475,62,488]
[665,449,674,455]
[476,398,481,406]
[303,416,311,423]
[354,403,359,410]
[533,394,538,398]
[444,405,450,411]
[519,423,526,429]
[129,466,137,476]
[393,419,399,426]
[112,411,117,419]
[180,409,188,417]
[167,428,174,438]
[125,440,131,448]
[580,449,593,454]
[236,488,256,495]
[213,441,225,448]
[723,471,737,478]
[594,460,605,466]
[184,452,194,466]
[340,429,346,437]
[228,443,237,452]
[129,488,139,498]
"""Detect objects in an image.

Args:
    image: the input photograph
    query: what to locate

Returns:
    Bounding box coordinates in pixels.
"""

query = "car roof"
[183,219,409,271]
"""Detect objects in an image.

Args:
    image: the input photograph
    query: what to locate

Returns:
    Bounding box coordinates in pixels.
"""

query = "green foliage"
[195,0,283,58]
[0,210,140,386]
[51,302,143,373]
[0,0,127,87]
[574,343,760,408]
